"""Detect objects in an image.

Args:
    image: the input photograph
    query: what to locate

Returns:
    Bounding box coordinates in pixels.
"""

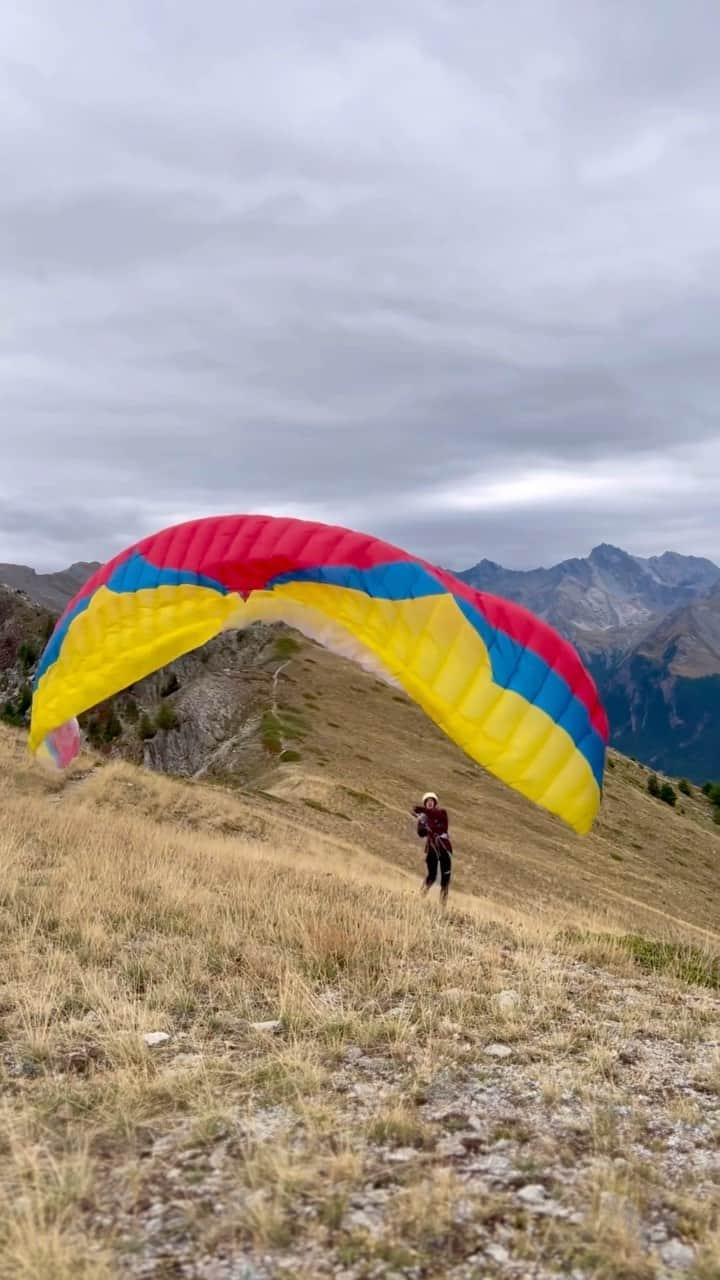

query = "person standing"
[413,791,452,903]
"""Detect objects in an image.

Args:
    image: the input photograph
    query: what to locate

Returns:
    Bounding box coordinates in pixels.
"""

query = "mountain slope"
[600,583,720,779]
[0,585,56,727]
[459,545,720,779]
[0,560,99,612]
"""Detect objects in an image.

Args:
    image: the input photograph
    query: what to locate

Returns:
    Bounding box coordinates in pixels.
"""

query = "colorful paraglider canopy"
[30,514,608,833]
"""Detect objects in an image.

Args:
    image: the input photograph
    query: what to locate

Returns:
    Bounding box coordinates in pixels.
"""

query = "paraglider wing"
[30,515,608,833]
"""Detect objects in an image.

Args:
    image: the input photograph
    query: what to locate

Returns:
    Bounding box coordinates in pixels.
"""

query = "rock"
[517,1183,546,1206]
[436,1135,467,1158]
[250,1020,282,1034]
[485,1043,513,1059]
[660,1240,695,1270]
[477,1153,514,1181]
[486,1242,510,1264]
[538,1201,568,1219]
[346,1207,382,1236]
[495,989,520,1015]
[385,1147,418,1162]
[143,1031,170,1047]
[357,1055,390,1072]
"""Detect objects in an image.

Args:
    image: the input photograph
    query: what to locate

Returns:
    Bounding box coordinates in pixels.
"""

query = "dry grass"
[253,638,720,944]
[2,724,720,1277]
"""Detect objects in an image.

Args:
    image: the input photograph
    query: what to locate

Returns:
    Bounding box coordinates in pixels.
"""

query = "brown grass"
[2,724,720,1276]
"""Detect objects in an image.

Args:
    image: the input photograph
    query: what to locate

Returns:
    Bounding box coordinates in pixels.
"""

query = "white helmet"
[422,792,439,804]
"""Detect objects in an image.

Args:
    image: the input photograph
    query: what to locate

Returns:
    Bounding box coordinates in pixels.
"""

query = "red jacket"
[414,805,450,839]
[425,807,449,838]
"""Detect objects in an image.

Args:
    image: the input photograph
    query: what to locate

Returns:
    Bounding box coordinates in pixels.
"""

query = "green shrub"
[703,781,713,797]
[706,784,720,807]
[155,703,178,731]
[138,714,156,740]
[564,929,720,989]
[1,684,33,727]
[1,702,21,728]
[713,808,720,826]
[261,711,283,754]
[84,715,100,744]
[678,778,692,797]
[659,782,677,807]
[274,635,301,659]
[18,640,38,672]
[16,684,32,716]
[103,712,122,742]
[647,774,661,798]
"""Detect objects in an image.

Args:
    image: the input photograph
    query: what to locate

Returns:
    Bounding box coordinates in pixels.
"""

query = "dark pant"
[425,837,452,897]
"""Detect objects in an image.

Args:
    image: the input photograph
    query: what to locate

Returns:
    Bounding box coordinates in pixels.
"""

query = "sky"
[3,0,720,571]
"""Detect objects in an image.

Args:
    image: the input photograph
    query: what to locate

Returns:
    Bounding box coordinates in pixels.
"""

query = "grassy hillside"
[3,721,720,1278]
[234,631,720,944]
[63,624,720,943]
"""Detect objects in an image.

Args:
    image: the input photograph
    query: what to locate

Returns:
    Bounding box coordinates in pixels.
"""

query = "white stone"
[346,1208,382,1236]
[517,1183,547,1206]
[483,1154,514,1179]
[485,1043,513,1059]
[249,1019,282,1034]
[660,1240,695,1270]
[436,1135,467,1158]
[486,1242,510,1264]
[143,1031,170,1047]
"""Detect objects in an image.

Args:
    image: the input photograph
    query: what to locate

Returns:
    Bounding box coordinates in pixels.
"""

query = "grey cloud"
[3,1,720,570]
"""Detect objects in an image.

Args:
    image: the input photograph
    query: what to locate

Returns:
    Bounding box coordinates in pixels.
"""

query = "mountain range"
[458,544,720,781]
[2,542,720,781]
[0,561,99,612]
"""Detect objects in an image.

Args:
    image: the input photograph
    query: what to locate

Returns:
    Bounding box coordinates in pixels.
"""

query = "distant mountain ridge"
[460,544,720,650]
[0,562,99,613]
[459,544,720,781]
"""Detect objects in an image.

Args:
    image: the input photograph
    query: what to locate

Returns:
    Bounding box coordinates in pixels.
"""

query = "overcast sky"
[3,1,720,571]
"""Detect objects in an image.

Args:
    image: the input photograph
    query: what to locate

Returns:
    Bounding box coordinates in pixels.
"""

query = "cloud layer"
[3,1,720,569]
